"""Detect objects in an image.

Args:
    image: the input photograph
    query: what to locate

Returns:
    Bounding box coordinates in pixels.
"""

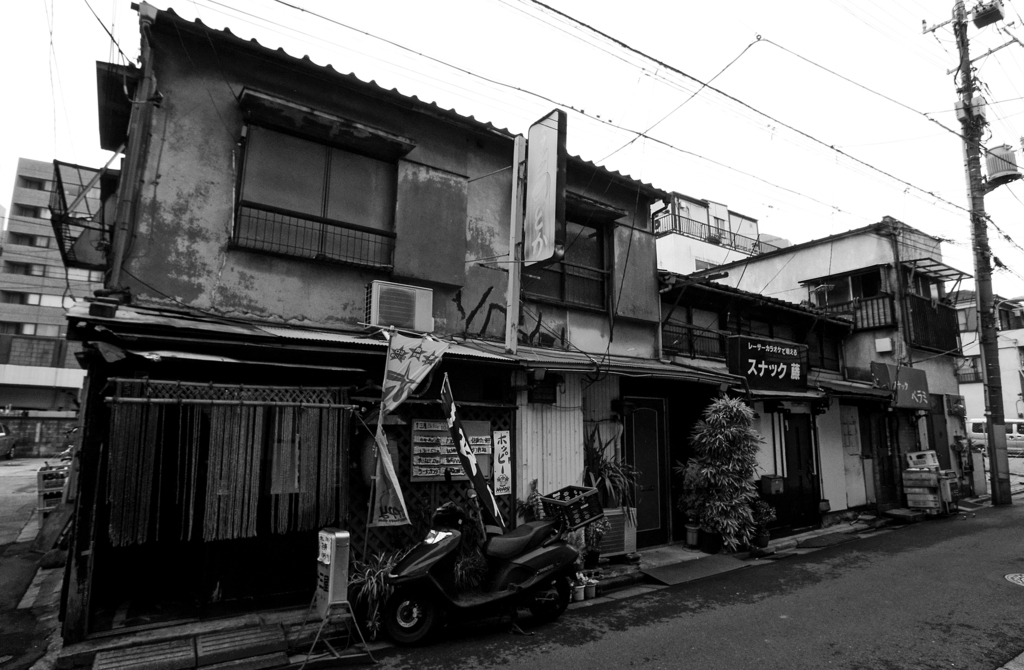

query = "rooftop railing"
[653,211,780,257]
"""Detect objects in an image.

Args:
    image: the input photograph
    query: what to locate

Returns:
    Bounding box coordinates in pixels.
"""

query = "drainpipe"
[109,2,159,291]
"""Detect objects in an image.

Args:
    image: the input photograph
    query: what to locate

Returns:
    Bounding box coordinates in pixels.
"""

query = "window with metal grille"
[523,219,607,309]
[8,338,56,366]
[234,126,397,269]
[7,233,50,248]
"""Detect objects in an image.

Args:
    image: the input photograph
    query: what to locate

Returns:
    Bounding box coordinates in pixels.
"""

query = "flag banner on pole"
[381,334,450,415]
[369,423,410,526]
[369,332,449,527]
[440,373,506,533]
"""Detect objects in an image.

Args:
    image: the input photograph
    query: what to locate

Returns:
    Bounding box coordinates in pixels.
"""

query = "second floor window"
[958,306,978,333]
[524,219,607,309]
[235,126,397,269]
[809,269,883,308]
[8,233,50,248]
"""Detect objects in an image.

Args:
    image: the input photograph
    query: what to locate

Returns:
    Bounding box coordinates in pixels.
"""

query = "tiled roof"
[154,6,668,196]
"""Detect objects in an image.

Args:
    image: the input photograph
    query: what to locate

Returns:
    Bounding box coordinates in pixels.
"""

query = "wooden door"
[926,394,952,470]
[623,397,668,548]
[840,404,868,508]
[779,413,819,530]
[860,406,898,510]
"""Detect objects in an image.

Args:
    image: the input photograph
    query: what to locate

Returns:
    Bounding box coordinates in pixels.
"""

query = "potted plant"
[583,425,640,556]
[749,499,776,549]
[673,460,703,547]
[348,550,402,641]
[685,396,764,552]
[583,515,611,568]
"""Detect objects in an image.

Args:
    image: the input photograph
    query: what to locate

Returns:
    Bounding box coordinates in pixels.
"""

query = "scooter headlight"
[423,530,452,545]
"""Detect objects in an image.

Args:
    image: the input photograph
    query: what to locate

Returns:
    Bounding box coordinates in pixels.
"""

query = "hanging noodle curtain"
[105,380,349,546]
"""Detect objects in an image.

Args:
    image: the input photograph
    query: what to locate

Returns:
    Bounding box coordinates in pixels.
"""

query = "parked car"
[0,423,17,460]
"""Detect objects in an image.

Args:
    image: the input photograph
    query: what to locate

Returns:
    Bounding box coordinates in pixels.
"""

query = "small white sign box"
[315,528,350,619]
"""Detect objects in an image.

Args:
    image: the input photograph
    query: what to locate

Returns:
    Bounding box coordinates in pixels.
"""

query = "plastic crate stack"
[902,450,959,515]
[540,485,603,530]
[37,464,68,513]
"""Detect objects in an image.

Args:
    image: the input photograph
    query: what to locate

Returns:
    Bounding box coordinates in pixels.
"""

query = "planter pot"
[685,523,700,548]
[572,585,585,602]
[751,531,771,549]
[584,549,600,569]
[697,530,723,554]
[598,507,637,557]
[584,583,596,599]
[819,500,831,514]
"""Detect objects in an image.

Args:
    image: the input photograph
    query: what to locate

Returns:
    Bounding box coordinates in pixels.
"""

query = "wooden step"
[196,626,287,667]
[92,639,195,670]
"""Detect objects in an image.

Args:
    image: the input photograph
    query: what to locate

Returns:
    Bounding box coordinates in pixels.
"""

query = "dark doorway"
[623,397,668,548]
[777,413,819,531]
[860,406,898,510]
[926,394,952,470]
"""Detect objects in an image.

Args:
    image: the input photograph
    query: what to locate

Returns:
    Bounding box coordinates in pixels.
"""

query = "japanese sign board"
[411,419,492,482]
[870,362,930,410]
[493,430,512,496]
[727,336,808,391]
[524,109,567,267]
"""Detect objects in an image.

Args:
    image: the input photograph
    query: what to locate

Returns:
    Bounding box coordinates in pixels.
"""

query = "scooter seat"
[484,518,558,559]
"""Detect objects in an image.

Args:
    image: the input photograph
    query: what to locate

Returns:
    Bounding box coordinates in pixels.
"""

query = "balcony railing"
[905,294,959,353]
[662,322,726,360]
[234,201,395,270]
[0,335,71,368]
[956,370,983,384]
[653,211,780,256]
[820,294,896,330]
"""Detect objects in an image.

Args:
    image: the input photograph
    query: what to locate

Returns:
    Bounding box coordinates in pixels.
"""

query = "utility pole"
[948,1,1012,504]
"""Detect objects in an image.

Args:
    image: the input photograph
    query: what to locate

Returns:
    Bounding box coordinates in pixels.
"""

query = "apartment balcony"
[820,294,896,331]
[662,322,726,360]
[0,335,73,368]
[956,370,983,384]
[653,211,780,256]
[905,294,960,354]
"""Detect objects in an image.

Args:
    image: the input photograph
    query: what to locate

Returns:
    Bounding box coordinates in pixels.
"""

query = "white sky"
[4,0,1024,300]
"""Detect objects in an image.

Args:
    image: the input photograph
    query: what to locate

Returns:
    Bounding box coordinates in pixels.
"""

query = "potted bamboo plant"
[685,396,764,552]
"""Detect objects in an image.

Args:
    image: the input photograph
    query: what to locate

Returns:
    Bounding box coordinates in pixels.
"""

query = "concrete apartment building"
[1,158,104,451]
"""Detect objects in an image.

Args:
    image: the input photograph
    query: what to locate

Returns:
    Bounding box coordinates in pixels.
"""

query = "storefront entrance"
[623,397,668,548]
[778,413,820,531]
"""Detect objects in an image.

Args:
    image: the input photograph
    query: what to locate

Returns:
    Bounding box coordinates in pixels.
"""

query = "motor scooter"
[383,492,579,645]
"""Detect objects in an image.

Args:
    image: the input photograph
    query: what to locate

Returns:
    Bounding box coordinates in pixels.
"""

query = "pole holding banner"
[440,373,506,534]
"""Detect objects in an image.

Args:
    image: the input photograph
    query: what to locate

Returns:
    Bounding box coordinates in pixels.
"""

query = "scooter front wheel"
[528,575,570,624]
[384,588,439,645]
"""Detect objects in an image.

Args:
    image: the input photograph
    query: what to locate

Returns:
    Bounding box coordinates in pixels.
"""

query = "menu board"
[411,419,492,482]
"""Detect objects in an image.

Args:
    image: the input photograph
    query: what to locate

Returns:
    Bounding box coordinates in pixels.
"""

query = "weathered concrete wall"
[129,24,517,338]
[128,22,663,359]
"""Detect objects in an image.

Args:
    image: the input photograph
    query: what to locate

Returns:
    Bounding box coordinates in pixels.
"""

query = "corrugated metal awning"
[816,378,892,400]
[455,340,740,385]
[258,326,513,361]
[747,388,826,401]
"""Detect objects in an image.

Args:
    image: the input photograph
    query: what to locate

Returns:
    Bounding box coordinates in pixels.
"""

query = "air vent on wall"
[365,280,434,333]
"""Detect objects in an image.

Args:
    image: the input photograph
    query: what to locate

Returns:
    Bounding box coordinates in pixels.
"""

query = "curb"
[597,570,649,595]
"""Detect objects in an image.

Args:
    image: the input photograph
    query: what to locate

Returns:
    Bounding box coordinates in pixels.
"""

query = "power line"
[523,0,973,215]
[84,0,131,63]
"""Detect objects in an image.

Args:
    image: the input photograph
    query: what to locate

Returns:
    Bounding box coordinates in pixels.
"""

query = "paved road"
[373,499,1024,670]
[0,458,56,670]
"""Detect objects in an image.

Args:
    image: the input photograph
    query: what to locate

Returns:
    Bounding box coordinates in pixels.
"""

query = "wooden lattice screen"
[347,402,516,561]
[105,380,349,546]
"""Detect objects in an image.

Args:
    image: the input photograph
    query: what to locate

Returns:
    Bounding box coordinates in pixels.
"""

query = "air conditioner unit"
[365,281,434,333]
